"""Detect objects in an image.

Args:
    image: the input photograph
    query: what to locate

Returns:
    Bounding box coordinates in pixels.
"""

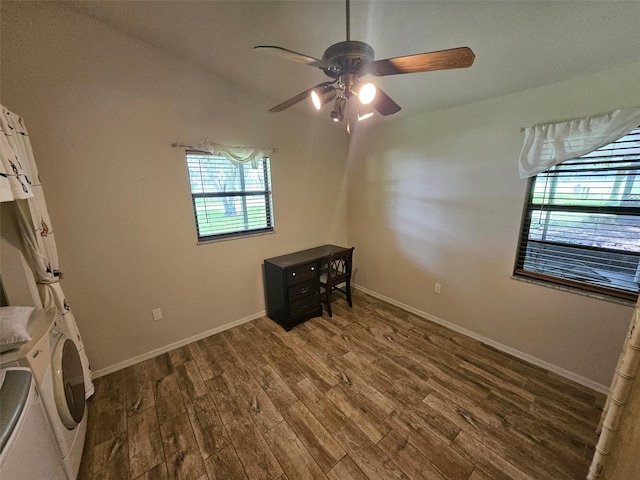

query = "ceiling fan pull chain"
[346,0,350,41]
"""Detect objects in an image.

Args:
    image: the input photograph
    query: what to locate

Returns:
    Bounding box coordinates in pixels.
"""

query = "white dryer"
[0,308,87,480]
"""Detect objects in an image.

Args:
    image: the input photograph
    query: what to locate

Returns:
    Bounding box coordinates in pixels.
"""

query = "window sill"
[197,229,275,245]
[511,274,637,307]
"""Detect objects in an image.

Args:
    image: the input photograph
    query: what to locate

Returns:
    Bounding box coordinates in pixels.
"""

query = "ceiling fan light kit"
[330,96,346,122]
[311,85,337,111]
[255,0,475,132]
[355,82,376,105]
[357,104,375,121]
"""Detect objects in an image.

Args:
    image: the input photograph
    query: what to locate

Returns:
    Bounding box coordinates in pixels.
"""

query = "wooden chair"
[319,247,354,317]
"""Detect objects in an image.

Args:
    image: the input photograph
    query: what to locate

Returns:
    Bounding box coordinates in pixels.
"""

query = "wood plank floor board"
[125,360,156,416]
[154,373,186,425]
[385,409,473,480]
[332,421,407,480]
[204,375,252,426]
[262,420,327,480]
[128,407,164,479]
[159,413,207,480]
[203,444,248,480]
[254,363,300,411]
[92,371,128,445]
[378,429,450,480]
[175,360,208,404]
[225,416,284,480]
[82,290,603,480]
[326,455,369,480]
[187,340,222,382]
[292,377,349,435]
[288,345,341,392]
[186,393,231,459]
[143,354,173,383]
[92,433,130,480]
[451,430,534,480]
[454,348,530,390]
[166,345,193,369]
[283,400,346,472]
[225,326,270,372]
[133,462,170,480]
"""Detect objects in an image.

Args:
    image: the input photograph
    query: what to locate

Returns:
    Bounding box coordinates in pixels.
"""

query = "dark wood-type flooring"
[79,290,604,480]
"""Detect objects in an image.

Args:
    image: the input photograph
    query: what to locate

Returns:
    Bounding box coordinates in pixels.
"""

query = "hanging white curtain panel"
[0,108,34,202]
[1,105,94,398]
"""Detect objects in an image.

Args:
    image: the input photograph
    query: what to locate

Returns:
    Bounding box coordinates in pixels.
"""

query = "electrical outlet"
[152,308,163,321]
[434,283,442,294]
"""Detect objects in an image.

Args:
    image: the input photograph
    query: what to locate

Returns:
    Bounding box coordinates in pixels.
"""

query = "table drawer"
[288,279,318,302]
[289,293,320,318]
[286,262,318,285]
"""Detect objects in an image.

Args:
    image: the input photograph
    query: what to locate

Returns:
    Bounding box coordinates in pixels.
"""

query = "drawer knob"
[292,272,296,277]
[301,287,309,294]
[311,266,315,271]
[32,349,41,359]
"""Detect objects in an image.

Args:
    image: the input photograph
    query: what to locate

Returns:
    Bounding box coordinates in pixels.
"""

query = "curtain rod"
[171,142,278,153]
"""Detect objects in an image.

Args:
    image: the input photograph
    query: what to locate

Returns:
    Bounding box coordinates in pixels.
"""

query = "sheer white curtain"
[519,107,640,178]
[171,140,275,167]
[1,105,94,398]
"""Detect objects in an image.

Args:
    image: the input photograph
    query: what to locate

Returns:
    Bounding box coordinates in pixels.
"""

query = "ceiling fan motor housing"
[321,41,375,77]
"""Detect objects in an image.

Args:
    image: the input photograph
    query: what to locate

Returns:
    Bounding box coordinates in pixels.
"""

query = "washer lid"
[52,337,85,429]
[0,369,32,452]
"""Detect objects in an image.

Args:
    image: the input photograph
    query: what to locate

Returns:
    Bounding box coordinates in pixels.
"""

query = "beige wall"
[347,62,640,388]
[2,1,638,389]
[0,2,349,371]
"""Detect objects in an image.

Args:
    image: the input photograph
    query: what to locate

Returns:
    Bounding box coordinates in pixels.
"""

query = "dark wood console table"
[264,244,350,330]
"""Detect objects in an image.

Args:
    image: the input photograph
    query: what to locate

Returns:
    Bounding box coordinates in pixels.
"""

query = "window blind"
[515,127,640,301]
[186,152,274,242]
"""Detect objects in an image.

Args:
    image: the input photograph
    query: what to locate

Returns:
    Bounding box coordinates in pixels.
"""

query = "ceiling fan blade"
[268,82,335,113]
[371,88,401,116]
[370,47,475,76]
[254,45,334,69]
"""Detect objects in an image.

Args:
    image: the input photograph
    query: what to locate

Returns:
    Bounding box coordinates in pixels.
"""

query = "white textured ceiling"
[60,0,640,123]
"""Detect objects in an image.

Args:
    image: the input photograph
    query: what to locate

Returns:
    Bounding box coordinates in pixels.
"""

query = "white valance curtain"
[518,107,640,178]
[0,105,94,398]
[172,139,276,168]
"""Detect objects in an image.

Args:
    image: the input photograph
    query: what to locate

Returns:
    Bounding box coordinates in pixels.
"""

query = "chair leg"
[326,288,333,317]
[346,281,352,308]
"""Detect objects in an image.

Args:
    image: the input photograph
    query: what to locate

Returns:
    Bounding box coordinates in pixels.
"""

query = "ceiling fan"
[255,0,475,132]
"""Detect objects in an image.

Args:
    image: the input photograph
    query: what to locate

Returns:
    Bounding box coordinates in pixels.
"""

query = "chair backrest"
[325,247,354,285]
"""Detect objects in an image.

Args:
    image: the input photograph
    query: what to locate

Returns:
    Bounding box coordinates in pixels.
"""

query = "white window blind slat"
[186,152,274,242]
[515,127,640,300]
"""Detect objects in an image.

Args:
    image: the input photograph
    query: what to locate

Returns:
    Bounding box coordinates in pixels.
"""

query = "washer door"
[52,335,86,429]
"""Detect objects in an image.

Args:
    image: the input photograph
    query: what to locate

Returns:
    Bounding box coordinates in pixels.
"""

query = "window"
[515,127,640,301]
[186,151,274,242]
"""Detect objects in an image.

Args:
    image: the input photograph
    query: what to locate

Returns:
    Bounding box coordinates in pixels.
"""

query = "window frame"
[513,128,640,302]
[185,150,275,243]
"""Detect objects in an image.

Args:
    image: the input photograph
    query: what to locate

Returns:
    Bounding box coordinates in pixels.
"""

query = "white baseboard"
[94,288,610,394]
[92,310,266,378]
[353,284,609,395]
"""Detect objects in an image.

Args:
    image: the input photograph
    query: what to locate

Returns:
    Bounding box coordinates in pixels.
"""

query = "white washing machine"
[0,308,87,480]
[0,367,67,479]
